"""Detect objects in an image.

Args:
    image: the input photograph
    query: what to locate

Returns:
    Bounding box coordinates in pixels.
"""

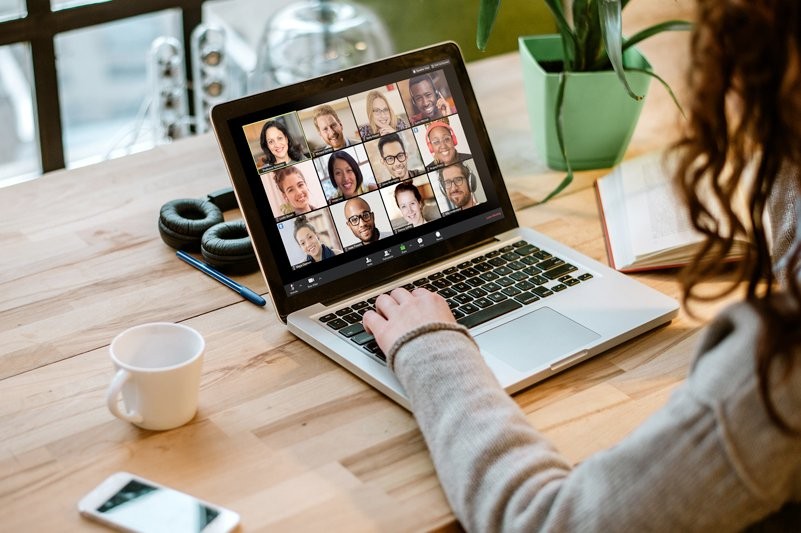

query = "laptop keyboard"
[317,240,594,363]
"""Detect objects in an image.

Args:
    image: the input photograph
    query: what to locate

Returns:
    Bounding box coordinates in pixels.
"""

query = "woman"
[293,217,336,263]
[424,121,471,170]
[358,90,408,139]
[274,166,316,215]
[328,150,375,200]
[393,181,427,227]
[259,119,305,168]
[362,1,801,530]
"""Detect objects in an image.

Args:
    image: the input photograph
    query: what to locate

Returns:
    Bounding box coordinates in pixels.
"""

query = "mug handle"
[106,369,144,424]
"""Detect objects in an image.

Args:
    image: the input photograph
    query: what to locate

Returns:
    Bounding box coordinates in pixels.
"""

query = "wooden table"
[2,9,726,531]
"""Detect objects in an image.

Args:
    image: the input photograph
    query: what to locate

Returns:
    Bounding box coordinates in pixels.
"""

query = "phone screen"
[94,479,220,532]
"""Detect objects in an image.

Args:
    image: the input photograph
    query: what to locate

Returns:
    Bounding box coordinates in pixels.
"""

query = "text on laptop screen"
[231,58,506,297]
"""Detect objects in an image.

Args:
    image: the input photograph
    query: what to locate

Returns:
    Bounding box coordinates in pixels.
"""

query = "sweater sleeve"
[392,305,801,532]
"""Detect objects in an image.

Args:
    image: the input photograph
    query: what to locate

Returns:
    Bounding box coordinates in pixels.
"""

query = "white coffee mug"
[107,322,205,431]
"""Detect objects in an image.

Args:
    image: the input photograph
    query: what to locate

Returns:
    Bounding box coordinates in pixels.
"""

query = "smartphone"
[78,472,240,533]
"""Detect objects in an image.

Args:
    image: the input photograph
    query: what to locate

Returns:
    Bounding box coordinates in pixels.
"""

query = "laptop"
[210,42,679,409]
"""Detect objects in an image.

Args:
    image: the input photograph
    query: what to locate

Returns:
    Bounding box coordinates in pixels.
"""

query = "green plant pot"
[519,34,652,171]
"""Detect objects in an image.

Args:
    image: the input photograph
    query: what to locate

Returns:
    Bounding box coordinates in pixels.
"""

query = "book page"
[621,152,702,257]
[596,165,635,269]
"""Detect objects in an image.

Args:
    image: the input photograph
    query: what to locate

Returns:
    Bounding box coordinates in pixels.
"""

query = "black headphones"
[158,187,258,273]
[437,162,477,197]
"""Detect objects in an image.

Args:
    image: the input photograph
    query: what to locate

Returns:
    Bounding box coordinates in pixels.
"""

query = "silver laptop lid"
[211,42,518,321]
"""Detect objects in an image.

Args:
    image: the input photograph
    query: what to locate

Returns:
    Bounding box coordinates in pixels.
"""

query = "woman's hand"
[363,288,455,354]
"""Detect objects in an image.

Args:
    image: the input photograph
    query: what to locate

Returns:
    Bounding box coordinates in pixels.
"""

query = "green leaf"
[543,0,571,35]
[622,20,692,51]
[598,0,642,100]
[539,171,573,203]
[628,67,687,119]
[543,0,578,69]
[540,72,574,204]
[571,0,594,70]
[476,0,502,51]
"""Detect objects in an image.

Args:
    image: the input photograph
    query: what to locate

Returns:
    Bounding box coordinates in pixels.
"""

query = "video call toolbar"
[241,69,489,275]
[284,207,506,296]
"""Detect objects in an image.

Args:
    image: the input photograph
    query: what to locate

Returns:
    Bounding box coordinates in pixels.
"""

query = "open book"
[595,151,748,272]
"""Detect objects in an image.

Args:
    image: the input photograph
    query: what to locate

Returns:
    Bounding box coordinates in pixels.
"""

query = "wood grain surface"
[2,3,733,531]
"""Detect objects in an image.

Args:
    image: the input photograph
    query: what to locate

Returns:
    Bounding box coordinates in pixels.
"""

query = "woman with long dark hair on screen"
[259,119,305,168]
[327,150,376,200]
[362,1,801,529]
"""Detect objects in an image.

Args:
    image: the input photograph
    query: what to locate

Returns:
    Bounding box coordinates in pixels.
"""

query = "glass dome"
[252,0,393,91]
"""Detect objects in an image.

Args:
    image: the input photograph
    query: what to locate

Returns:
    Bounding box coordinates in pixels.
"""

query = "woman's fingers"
[362,309,385,335]
[362,287,454,353]
[389,287,415,303]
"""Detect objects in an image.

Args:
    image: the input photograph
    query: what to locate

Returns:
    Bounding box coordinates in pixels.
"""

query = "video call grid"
[241,69,488,270]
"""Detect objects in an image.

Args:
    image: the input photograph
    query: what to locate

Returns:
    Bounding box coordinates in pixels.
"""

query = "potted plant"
[477,0,690,200]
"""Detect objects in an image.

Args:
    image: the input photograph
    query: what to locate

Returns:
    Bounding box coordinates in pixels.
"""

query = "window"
[0,42,39,186]
[0,0,25,22]
[0,0,203,187]
[56,9,182,167]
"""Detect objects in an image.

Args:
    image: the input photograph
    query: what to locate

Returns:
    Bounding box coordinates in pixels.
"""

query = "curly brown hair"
[672,0,801,431]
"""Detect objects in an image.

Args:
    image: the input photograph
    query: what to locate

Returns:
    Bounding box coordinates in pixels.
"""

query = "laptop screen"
[212,43,517,318]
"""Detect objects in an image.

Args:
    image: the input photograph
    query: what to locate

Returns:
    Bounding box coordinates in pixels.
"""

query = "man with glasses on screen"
[439,162,477,210]
[343,197,392,244]
[377,133,417,181]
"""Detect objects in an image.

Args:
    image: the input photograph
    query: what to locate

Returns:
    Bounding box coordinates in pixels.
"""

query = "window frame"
[0,0,204,173]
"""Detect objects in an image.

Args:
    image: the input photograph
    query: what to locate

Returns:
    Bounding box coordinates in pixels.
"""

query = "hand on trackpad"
[475,307,600,373]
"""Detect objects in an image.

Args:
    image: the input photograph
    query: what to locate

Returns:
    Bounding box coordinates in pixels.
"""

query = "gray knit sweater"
[390,303,801,531]
[389,175,801,531]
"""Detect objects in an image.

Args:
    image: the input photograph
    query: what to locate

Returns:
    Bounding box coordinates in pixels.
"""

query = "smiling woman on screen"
[327,150,375,200]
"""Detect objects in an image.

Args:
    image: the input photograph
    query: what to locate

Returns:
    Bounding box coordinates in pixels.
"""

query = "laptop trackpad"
[476,307,600,373]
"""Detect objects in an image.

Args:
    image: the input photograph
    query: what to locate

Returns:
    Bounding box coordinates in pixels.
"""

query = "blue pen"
[176,250,266,307]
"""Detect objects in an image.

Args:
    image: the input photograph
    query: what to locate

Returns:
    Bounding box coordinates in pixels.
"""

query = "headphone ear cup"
[200,220,258,274]
[159,199,224,250]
